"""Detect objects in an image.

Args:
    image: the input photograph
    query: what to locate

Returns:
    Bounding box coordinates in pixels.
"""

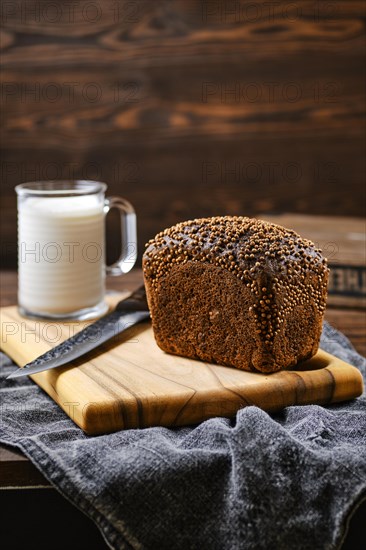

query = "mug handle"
[104,197,137,276]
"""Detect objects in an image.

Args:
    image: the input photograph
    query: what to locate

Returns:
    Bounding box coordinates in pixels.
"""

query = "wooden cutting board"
[0,295,363,435]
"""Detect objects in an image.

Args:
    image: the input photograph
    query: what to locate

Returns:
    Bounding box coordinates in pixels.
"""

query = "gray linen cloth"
[0,321,365,550]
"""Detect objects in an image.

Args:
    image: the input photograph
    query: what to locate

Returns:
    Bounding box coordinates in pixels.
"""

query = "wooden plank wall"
[1,0,365,268]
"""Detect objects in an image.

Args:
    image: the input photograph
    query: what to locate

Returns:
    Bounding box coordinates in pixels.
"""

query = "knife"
[6,285,150,379]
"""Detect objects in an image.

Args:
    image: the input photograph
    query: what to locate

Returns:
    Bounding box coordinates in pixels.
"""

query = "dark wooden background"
[1,0,365,268]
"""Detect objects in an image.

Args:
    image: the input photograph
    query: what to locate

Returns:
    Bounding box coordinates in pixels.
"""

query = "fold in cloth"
[1,321,365,550]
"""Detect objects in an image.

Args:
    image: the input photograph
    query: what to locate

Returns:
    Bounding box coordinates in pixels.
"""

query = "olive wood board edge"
[0,299,363,435]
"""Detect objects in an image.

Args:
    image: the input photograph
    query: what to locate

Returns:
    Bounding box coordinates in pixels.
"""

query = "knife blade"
[6,285,150,379]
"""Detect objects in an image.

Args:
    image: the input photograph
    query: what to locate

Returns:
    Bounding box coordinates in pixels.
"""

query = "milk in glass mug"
[16,180,137,320]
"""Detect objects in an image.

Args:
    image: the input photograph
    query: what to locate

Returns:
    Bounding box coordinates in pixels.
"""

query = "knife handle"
[116,285,149,313]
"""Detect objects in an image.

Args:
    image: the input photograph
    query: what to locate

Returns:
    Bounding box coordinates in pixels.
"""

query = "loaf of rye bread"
[143,216,329,373]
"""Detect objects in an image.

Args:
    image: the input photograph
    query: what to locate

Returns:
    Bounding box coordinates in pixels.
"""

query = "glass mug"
[16,180,137,320]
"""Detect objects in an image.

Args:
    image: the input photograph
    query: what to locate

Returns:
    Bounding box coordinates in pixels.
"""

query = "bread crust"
[143,217,329,373]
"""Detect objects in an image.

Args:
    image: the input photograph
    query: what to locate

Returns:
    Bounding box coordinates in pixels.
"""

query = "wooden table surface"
[1,214,365,488]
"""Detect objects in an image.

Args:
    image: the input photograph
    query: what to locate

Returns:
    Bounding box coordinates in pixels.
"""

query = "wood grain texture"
[0,298,363,434]
[1,0,365,267]
[0,445,50,488]
[0,258,365,487]
[261,214,366,266]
